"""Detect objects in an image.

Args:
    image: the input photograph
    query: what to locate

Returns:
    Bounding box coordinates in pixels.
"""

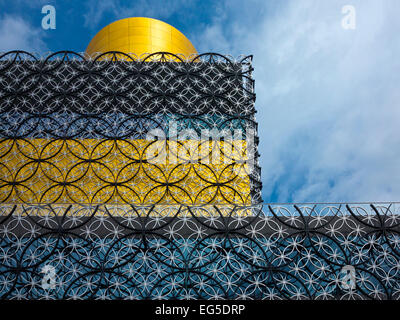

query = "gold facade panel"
[128,17,150,27]
[109,18,129,30]
[128,27,151,38]
[129,44,150,54]
[88,34,108,49]
[109,29,129,41]
[151,29,172,42]
[150,20,170,32]
[110,38,132,49]
[129,36,152,45]
[86,17,197,59]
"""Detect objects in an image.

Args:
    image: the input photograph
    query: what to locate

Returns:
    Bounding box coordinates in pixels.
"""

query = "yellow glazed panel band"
[0,138,251,205]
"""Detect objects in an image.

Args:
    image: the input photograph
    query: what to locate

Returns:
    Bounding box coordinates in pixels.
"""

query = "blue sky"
[0,0,399,203]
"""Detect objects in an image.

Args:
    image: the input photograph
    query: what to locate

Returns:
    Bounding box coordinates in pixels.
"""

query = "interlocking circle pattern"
[0,203,399,299]
[0,51,261,205]
[1,52,398,300]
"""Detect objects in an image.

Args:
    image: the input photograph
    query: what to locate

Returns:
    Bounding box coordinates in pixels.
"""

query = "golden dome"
[85,17,197,59]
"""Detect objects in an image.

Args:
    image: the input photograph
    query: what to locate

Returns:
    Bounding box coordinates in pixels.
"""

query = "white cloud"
[0,14,47,52]
[193,0,400,202]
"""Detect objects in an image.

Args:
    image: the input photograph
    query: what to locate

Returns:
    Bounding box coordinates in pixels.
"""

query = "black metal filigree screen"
[0,51,399,300]
[0,51,261,206]
[0,203,399,299]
